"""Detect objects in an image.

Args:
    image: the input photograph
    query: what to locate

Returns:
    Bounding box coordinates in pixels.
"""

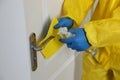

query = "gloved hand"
[54,17,73,29]
[60,28,91,51]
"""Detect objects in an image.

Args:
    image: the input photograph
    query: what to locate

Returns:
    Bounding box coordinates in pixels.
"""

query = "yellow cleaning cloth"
[37,17,63,59]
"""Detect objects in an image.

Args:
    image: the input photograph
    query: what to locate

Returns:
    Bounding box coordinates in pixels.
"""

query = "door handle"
[30,33,38,71]
[30,33,54,71]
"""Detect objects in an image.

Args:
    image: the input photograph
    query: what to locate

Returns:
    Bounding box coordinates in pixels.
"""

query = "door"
[0,0,83,80]
[24,0,83,80]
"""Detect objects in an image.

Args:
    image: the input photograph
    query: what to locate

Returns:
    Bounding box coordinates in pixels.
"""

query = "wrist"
[82,28,91,47]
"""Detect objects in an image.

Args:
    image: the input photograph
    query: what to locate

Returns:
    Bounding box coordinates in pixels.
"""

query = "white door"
[24,0,83,80]
[0,0,83,80]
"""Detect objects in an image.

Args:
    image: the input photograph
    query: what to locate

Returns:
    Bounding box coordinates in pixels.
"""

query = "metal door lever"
[30,33,54,71]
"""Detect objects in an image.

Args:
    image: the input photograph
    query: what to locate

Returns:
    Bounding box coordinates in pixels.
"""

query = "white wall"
[0,0,31,80]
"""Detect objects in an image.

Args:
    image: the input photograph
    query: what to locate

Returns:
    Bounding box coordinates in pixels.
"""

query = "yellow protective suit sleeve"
[62,0,95,27]
[84,7,120,47]
[91,0,120,20]
[38,17,63,59]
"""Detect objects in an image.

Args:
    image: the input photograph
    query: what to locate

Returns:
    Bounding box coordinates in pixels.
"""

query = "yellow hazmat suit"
[61,0,120,80]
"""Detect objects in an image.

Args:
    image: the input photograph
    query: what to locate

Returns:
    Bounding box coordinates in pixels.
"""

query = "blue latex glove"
[54,17,73,29]
[60,28,91,51]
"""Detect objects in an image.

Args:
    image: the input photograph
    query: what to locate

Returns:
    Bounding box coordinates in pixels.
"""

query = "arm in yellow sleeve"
[61,0,94,27]
[84,7,120,47]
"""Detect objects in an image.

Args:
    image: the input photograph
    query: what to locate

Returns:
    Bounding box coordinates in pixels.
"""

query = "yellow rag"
[37,17,63,59]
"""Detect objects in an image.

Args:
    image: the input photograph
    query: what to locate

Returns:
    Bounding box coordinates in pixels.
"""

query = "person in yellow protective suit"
[54,0,120,80]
